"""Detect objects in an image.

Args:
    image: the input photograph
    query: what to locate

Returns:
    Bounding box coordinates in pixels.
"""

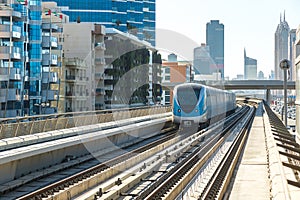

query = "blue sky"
[156,0,300,79]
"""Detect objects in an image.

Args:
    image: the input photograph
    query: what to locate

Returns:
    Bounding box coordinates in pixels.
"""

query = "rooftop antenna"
[280,13,282,23]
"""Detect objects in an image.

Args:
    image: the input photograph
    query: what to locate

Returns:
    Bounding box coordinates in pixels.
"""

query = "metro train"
[172,83,236,128]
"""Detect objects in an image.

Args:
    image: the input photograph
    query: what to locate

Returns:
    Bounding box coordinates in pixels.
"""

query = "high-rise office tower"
[206,20,224,79]
[258,71,265,80]
[274,12,290,80]
[193,44,211,75]
[244,49,257,80]
[289,29,296,81]
[42,0,156,46]
[0,1,44,118]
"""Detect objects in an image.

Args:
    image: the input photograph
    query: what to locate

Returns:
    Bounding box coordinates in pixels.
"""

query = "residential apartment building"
[0,0,44,117]
[161,54,192,105]
[42,0,156,46]
[104,28,159,108]
[62,23,106,112]
[41,2,65,114]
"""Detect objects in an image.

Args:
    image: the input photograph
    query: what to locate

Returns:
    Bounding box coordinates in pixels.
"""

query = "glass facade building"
[244,49,257,80]
[0,0,43,118]
[193,44,212,75]
[43,0,156,46]
[274,13,290,81]
[41,6,63,114]
[27,0,43,116]
[206,20,224,79]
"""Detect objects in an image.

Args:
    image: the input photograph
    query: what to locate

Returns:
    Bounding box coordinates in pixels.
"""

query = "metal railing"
[0,106,171,139]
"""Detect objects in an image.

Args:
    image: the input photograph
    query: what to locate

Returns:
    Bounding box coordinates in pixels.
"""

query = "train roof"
[174,83,234,94]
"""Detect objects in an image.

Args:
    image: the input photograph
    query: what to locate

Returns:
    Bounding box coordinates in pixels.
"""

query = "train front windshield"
[177,86,201,113]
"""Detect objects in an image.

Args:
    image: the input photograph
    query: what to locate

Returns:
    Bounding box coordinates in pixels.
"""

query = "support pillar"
[266,89,271,105]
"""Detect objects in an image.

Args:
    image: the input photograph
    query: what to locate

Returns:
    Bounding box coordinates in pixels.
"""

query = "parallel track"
[199,106,255,199]
[134,106,254,200]
[4,126,176,199]
[4,104,257,200]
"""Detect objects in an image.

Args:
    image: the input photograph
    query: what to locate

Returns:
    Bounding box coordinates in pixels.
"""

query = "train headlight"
[178,109,181,113]
[195,109,198,112]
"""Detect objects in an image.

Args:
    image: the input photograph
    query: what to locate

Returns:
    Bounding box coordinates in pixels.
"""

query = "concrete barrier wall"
[263,104,291,200]
[0,116,170,185]
[0,106,171,139]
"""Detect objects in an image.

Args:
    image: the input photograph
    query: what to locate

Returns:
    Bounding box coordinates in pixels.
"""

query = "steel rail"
[199,106,256,199]
[12,127,176,200]
[136,106,250,200]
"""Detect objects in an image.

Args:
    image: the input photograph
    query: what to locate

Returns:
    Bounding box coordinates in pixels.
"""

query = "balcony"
[42,72,58,83]
[0,67,16,80]
[95,42,106,50]
[0,73,8,81]
[42,54,58,66]
[66,91,75,97]
[104,85,114,91]
[0,46,21,60]
[42,23,59,32]
[0,67,21,81]
[0,9,21,20]
[9,68,21,80]
[104,96,112,101]
[65,75,76,82]
[65,58,86,69]
[65,91,87,99]
[0,88,21,102]
[104,64,113,70]
[42,36,58,48]
[95,57,105,65]
[104,75,113,80]
[95,72,104,79]
[0,109,19,118]
[0,24,21,39]
[95,88,105,95]
[42,90,58,101]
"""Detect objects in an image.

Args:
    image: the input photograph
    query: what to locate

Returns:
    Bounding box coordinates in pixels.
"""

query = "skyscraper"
[244,49,257,80]
[193,44,211,75]
[42,0,156,46]
[274,12,290,80]
[289,29,296,81]
[206,20,224,79]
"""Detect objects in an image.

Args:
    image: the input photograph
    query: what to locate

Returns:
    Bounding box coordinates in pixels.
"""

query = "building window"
[165,67,170,73]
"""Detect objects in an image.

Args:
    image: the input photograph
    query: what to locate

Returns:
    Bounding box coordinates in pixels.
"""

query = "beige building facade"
[62,23,106,112]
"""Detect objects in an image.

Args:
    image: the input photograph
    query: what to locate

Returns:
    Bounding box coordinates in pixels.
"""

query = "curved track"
[135,105,254,200]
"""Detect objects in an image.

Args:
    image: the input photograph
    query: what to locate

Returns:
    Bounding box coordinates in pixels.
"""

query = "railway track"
[1,125,177,200]
[199,106,255,199]
[133,105,255,200]
[68,104,254,200]
[1,102,258,200]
